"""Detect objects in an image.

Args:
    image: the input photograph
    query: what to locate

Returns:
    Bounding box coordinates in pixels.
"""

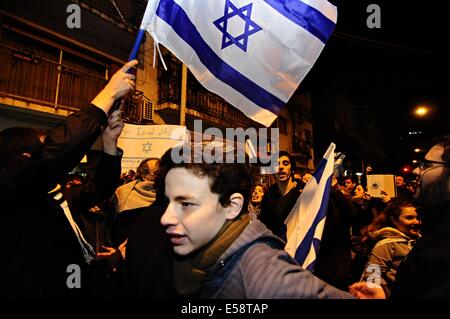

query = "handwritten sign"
[117,124,187,172]
[367,174,397,198]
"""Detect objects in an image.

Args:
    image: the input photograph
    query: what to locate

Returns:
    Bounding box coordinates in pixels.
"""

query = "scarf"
[247,202,261,215]
[173,213,251,296]
[49,184,95,264]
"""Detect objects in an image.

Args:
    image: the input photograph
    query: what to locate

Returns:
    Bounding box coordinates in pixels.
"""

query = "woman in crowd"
[359,200,421,297]
[247,183,267,216]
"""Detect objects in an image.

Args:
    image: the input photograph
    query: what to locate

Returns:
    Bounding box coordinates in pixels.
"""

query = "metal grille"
[143,100,153,121]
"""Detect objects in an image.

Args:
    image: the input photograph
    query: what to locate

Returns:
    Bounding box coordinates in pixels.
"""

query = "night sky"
[302,0,449,174]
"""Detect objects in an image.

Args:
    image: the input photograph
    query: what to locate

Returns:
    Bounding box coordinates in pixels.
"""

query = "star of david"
[213,0,262,52]
[142,141,152,154]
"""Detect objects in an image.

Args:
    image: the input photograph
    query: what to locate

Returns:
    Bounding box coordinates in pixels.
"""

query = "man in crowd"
[259,151,303,238]
[395,175,414,201]
[259,151,356,290]
[344,177,357,196]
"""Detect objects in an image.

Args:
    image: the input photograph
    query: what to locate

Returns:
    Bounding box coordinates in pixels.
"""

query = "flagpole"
[129,29,146,61]
[180,64,187,126]
[129,0,159,61]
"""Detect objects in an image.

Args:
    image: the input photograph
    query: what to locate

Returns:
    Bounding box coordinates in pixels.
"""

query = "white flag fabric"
[139,0,337,127]
[284,142,335,271]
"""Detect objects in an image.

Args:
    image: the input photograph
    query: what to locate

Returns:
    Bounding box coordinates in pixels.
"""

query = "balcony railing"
[158,74,257,127]
[157,50,259,127]
[0,43,107,112]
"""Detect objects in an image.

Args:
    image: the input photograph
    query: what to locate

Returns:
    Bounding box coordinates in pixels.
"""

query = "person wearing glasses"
[350,135,450,299]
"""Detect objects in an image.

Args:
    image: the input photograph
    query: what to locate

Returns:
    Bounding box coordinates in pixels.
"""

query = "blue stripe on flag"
[294,173,332,266]
[280,224,288,242]
[263,0,336,43]
[156,0,285,114]
[305,238,321,271]
[312,155,327,184]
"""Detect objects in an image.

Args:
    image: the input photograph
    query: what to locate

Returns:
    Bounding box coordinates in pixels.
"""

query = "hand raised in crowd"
[91,59,138,114]
[102,107,124,155]
[353,190,371,201]
[104,107,125,141]
[331,176,339,190]
[349,282,386,299]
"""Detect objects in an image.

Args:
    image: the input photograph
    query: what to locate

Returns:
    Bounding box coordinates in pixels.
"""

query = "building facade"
[0,0,315,171]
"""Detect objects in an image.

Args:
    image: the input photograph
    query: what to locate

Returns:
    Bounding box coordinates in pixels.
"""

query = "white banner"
[117,124,187,172]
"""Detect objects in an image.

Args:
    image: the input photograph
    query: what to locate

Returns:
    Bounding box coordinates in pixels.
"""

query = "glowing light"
[402,164,413,173]
[412,160,418,164]
[414,148,421,153]
[414,106,429,116]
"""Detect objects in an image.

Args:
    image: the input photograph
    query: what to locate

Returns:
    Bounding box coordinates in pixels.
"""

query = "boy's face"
[344,178,355,191]
[276,155,292,182]
[161,167,228,256]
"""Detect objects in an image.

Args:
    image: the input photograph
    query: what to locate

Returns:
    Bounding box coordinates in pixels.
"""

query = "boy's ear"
[225,193,244,220]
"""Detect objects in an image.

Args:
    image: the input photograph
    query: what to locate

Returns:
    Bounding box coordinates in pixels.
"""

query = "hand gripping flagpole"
[111,1,162,113]
[109,29,145,113]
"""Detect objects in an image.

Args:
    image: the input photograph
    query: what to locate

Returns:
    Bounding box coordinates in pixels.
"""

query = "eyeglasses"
[418,159,450,170]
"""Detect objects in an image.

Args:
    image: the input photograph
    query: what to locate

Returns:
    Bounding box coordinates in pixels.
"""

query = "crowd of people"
[1,60,449,299]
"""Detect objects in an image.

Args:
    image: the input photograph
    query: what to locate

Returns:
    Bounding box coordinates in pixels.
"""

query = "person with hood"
[360,200,420,297]
[113,157,160,245]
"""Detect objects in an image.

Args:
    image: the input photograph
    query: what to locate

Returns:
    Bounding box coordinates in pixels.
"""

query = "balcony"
[157,54,258,128]
[0,30,108,113]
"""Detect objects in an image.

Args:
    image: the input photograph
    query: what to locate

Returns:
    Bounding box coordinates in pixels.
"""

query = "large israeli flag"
[284,142,335,271]
[139,0,337,127]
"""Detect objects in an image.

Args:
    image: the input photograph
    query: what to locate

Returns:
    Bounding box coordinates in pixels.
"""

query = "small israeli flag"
[284,142,335,271]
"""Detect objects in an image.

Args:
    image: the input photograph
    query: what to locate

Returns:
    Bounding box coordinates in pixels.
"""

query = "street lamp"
[414,106,429,117]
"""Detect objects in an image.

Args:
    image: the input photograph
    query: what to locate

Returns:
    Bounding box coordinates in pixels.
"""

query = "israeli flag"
[284,142,335,271]
[139,0,337,127]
